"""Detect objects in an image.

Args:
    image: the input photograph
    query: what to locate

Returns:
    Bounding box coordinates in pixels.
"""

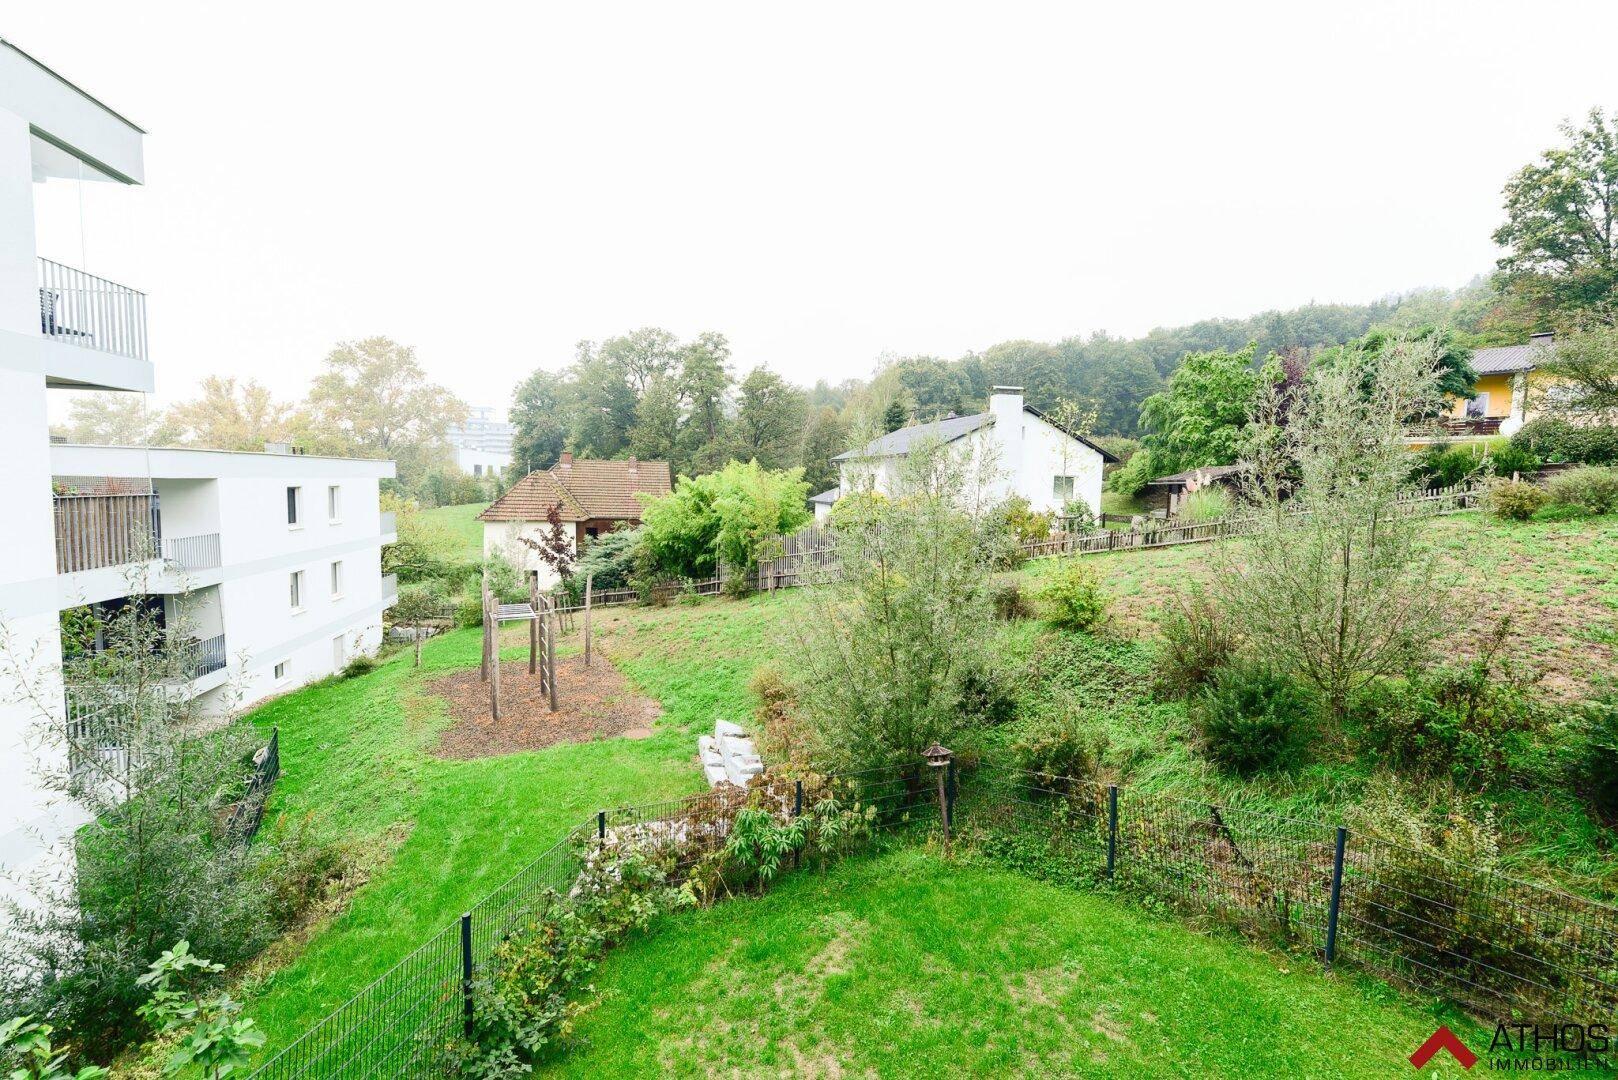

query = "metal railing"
[379,510,396,535]
[181,634,227,678]
[161,533,222,572]
[53,492,160,573]
[38,257,148,362]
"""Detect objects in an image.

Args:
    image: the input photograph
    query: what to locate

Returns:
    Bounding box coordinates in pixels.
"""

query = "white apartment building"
[448,405,514,479]
[0,41,397,899]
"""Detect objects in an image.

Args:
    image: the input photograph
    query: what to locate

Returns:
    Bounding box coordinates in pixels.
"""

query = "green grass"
[417,501,489,562]
[548,846,1490,1078]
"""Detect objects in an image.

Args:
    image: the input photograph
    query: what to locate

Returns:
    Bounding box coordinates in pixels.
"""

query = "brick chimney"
[557,451,573,473]
[626,455,638,480]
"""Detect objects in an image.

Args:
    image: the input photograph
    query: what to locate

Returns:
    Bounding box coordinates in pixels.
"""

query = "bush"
[1483,441,1541,478]
[1545,465,1618,514]
[1513,416,1618,465]
[342,654,378,678]
[1411,444,1483,489]
[989,576,1034,621]
[1191,663,1308,775]
[639,461,810,581]
[1058,500,1097,533]
[455,592,485,629]
[1105,450,1157,497]
[1486,479,1547,521]
[1037,561,1107,632]
[1153,588,1239,699]
[1531,502,1593,522]
[1572,697,1618,821]
[1014,722,1108,790]
[994,496,1053,544]
[953,666,1017,728]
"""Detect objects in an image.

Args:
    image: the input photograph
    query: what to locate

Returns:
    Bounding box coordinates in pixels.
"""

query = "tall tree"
[1057,333,1163,437]
[565,340,639,458]
[735,367,807,470]
[297,337,467,482]
[166,376,294,451]
[1494,107,1618,320]
[1137,344,1262,474]
[882,400,907,433]
[509,368,570,474]
[629,373,684,469]
[677,332,734,471]
[597,326,680,395]
[50,392,171,446]
[800,406,847,493]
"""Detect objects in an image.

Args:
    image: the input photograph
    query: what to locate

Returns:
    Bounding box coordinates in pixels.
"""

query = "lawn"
[416,501,489,563]
[549,846,1490,1078]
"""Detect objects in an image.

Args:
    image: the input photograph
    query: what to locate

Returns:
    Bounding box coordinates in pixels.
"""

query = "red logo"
[1411,1027,1477,1070]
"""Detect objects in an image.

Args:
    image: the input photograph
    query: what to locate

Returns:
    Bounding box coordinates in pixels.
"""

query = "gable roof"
[1146,463,1244,488]
[833,407,1118,464]
[479,457,672,523]
[809,486,841,505]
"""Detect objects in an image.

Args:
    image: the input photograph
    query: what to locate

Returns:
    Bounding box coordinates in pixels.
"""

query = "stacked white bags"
[697,719,764,788]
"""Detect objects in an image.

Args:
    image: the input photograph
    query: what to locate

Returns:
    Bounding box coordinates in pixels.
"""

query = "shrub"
[342,654,378,678]
[1105,450,1157,497]
[1014,722,1108,790]
[1177,486,1231,522]
[953,666,1017,728]
[750,667,803,762]
[454,591,485,629]
[1531,503,1593,522]
[1153,588,1239,699]
[1483,441,1541,478]
[1545,465,1618,514]
[1411,444,1483,489]
[1570,697,1618,821]
[639,461,810,581]
[1037,561,1107,632]
[1486,479,1546,521]
[573,526,643,592]
[989,576,1034,621]
[0,1017,107,1079]
[1191,663,1308,775]
[994,496,1053,544]
[1513,416,1618,465]
[1058,500,1097,533]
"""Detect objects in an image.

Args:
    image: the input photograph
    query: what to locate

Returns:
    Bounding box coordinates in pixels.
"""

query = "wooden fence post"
[479,578,490,683]
[546,597,558,713]
[584,573,593,668]
[528,574,539,676]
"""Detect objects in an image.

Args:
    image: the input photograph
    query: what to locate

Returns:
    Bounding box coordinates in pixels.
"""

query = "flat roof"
[53,442,396,480]
[1,38,145,133]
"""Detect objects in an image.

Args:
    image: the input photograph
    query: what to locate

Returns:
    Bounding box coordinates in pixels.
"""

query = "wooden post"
[479,578,491,682]
[490,612,501,720]
[546,597,558,713]
[583,573,593,668]
[528,573,539,676]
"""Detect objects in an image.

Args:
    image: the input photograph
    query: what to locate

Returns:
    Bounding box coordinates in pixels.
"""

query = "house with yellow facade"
[1411,332,1556,448]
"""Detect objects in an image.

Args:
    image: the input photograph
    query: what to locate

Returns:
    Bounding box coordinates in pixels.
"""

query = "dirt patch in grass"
[428,654,662,758]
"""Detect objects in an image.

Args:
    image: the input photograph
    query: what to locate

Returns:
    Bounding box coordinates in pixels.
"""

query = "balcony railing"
[381,573,398,601]
[38,257,148,362]
[379,510,396,535]
[161,533,222,572]
[181,634,227,678]
[54,492,161,573]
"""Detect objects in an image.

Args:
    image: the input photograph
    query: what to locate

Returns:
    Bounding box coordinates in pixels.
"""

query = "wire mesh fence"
[956,764,1618,1026]
[247,763,929,1079]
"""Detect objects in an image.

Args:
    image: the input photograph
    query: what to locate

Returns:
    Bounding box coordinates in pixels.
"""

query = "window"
[1053,475,1076,501]
[473,463,483,477]
[1464,392,1490,418]
[273,661,288,681]
[287,486,302,526]
[327,484,341,521]
[330,560,343,598]
[290,570,305,612]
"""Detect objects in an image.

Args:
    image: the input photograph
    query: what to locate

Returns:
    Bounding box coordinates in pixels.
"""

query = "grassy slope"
[416,501,489,563]
[551,847,1488,1079]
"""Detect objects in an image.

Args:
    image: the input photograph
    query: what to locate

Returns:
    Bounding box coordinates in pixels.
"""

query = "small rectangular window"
[330,560,343,597]
[327,485,341,521]
[287,486,302,526]
[273,661,288,680]
[473,463,483,477]
[1053,475,1075,501]
[290,570,304,611]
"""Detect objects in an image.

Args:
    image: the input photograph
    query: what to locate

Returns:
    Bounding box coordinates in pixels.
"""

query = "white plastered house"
[815,387,1116,520]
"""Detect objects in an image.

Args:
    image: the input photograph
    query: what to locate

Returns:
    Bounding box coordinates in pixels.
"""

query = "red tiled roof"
[478,458,672,523]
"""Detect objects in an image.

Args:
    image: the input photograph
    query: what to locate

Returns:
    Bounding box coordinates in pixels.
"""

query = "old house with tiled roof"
[479,453,672,587]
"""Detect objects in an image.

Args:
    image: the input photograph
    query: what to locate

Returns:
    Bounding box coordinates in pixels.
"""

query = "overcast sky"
[13,1,1618,417]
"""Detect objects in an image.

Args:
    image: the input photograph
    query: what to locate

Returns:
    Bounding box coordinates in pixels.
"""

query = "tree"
[628,373,684,469]
[1316,326,1476,411]
[881,400,907,433]
[1494,108,1618,320]
[166,377,294,451]
[1536,320,1618,421]
[675,332,734,473]
[596,326,679,396]
[564,341,639,459]
[1056,334,1163,436]
[389,585,444,667]
[1137,344,1263,475]
[800,406,847,494]
[735,367,807,470]
[517,503,576,583]
[891,356,971,420]
[50,392,171,446]
[638,461,810,580]
[296,337,467,484]
[1212,334,1455,723]
[509,368,570,474]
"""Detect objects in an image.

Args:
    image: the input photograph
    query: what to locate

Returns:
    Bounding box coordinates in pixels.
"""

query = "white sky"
[13,0,1618,416]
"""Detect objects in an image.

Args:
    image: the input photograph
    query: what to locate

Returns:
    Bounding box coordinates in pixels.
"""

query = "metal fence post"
[1324,826,1347,969]
[460,912,474,1037]
[597,809,607,844]
[1106,785,1118,880]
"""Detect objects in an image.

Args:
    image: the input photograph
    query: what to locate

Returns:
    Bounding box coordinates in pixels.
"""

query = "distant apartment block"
[0,40,397,901]
[448,405,515,479]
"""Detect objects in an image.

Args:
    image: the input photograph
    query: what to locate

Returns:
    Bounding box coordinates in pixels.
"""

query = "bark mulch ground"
[428,654,661,759]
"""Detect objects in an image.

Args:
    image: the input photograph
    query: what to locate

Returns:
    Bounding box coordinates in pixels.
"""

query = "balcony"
[161,533,222,573]
[38,257,153,392]
[54,492,160,573]
[180,634,227,678]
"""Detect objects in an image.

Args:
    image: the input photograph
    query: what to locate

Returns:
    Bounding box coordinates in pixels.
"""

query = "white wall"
[483,520,572,591]
[454,446,511,479]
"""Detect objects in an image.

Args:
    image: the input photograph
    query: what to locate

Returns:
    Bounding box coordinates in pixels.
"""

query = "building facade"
[448,405,515,479]
[0,41,396,903]
[825,387,1117,518]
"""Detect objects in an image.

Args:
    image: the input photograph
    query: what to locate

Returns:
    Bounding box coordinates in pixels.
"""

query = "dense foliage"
[638,460,810,582]
[1512,416,1618,465]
